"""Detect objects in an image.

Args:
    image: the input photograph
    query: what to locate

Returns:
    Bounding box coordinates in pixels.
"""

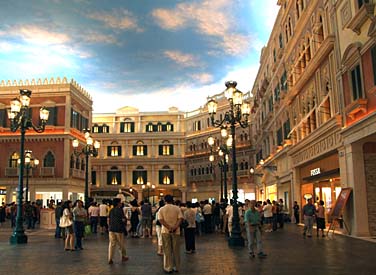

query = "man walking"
[99,200,109,234]
[108,198,128,264]
[302,198,316,237]
[158,195,183,273]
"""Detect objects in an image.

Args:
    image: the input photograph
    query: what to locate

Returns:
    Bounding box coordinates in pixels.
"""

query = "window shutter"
[118,146,122,156]
[144,146,148,155]
[131,122,135,132]
[159,145,163,155]
[170,145,174,155]
[133,146,137,156]
[107,147,112,156]
[120,122,125,133]
[107,171,112,185]
[159,171,163,184]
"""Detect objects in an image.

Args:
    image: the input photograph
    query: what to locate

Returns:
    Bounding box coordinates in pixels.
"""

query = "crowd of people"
[0,195,327,273]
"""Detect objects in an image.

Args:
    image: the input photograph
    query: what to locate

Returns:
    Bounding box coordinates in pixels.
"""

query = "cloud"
[12,25,70,45]
[190,73,213,84]
[80,30,118,45]
[164,50,200,67]
[152,0,250,55]
[87,9,143,32]
[91,64,259,113]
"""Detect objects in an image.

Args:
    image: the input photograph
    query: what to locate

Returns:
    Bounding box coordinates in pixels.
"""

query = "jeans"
[25,216,33,229]
[90,217,98,233]
[55,218,61,237]
[74,221,84,249]
[303,216,314,236]
[246,224,263,253]
[184,227,196,252]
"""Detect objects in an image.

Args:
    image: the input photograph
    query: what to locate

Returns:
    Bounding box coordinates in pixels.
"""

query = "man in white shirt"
[99,200,109,234]
[263,200,273,232]
[88,202,100,233]
[202,200,212,233]
[158,195,183,273]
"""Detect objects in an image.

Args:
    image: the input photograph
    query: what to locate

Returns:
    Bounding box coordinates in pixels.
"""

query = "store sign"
[0,189,6,195]
[310,168,321,176]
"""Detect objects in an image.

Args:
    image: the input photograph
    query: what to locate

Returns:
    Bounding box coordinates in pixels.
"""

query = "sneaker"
[258,252,267,258]
[108,260,113,265]
[122,256,129,262]
[185,250,192,254]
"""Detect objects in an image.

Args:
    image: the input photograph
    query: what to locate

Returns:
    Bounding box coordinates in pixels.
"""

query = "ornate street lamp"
[73,130,100,208]
[207,81,250,247]
[24,150,39,202]
[208,136,230,202]
[8,89,49,244]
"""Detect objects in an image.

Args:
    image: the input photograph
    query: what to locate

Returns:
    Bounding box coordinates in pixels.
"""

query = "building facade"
[334,0,376,236]
[185,92,254,203]
[91,106,187,204]
[0,77,93,206]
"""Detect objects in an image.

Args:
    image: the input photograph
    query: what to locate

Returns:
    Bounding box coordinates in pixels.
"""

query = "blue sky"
[0,0,279,113]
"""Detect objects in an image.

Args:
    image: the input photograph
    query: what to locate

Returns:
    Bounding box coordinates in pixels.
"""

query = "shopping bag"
[84,224,91,237]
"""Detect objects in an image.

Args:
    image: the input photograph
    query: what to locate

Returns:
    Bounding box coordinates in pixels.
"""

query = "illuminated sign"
[310,168,321,176]
[0,189,6,195]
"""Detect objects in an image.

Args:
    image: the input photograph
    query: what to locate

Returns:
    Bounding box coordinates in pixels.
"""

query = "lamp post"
[208,136,230,202]
[207,81,250,247]
[8,89,49,244]
[73,130,100,209]
[24,150,39,202]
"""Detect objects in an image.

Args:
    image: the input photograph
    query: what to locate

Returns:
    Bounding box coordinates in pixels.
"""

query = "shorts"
[63,225,73,234]
[141,217,151,228]
[100,216,108,227]
[316,217,325,229]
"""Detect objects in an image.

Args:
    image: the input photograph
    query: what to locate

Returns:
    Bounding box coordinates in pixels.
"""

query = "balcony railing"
[40,167,55,177]
[70,168,85,179]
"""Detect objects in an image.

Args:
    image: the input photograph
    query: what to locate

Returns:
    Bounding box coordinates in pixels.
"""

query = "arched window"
[288,17,293,37]
[108,166,121,185]
[159,165,173,185]
[43,151,55,167]
[296,0,300,18]
[81,158,85,171]
[9,152,19,168]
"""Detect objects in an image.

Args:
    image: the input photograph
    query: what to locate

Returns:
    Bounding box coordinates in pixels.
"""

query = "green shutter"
[107,147,112,157]
[118,146,122,156]
[159,145,163,155]
[131,122,135,132]
[133,146,137,156]
[120,122,125,133]
[144,146,148,155]
[170,145,174,155]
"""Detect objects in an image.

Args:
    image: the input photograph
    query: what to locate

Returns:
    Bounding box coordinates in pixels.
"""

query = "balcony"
[5,168,18,177]
[70,168,85,179]
[345,98,368,120]
[40,167,55,177]
[345,3,375,35]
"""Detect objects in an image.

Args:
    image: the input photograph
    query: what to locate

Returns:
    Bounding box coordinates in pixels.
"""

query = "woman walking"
[316,200,326,237]
[184,202,196,254]
[130,199,140,238]
[59,200,75,251]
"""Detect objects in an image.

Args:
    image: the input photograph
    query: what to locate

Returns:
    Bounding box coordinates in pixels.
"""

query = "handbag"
[59,209,72,228]
[84,224,91,236]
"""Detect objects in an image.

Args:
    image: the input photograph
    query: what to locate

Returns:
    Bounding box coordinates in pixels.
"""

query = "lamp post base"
[228,235,244,247]
[10,231,28,244]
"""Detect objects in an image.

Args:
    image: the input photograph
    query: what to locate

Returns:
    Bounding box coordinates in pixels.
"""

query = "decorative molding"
[345,98,368,120]
[345,3,375,35]
[341,0,352,28]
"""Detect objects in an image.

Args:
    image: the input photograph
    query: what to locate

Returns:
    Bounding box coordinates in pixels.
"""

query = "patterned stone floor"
[0,222,375,275]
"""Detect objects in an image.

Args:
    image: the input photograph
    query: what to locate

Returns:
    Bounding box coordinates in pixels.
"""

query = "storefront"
[266,184,277,202]
[0,188,6,204]
[299,153,341,222]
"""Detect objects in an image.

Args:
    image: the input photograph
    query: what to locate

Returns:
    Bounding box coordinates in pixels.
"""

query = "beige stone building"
[91,106,187,203]
[251,0,343,219]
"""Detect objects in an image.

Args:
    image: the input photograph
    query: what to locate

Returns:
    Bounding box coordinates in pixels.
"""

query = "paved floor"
[0,223,375,275]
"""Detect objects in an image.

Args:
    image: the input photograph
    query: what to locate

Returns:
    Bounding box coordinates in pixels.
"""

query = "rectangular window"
[159,145,174,156]
[274,85,280,101]
[107,146,122,157]
[283,119,291,139]
[371,46,376,85]
[120,122,135,133]
[146,124,153,132]
[45,107,57,126]
[133,145,147,156]
[93,125,99,133]
[91,171,96,185]
[71,109,78,129]
[268,96,273,112]
[277,127,283,145]
[132,170,147,185]
[281,71,288,91]
[159,170,174,185]
[0,109,6,127]
[358,0,369,9]
[351,64,363,100]
[107,171,121,185]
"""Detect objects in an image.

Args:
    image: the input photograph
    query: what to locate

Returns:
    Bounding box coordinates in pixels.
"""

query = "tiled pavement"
[0,223,375,275]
